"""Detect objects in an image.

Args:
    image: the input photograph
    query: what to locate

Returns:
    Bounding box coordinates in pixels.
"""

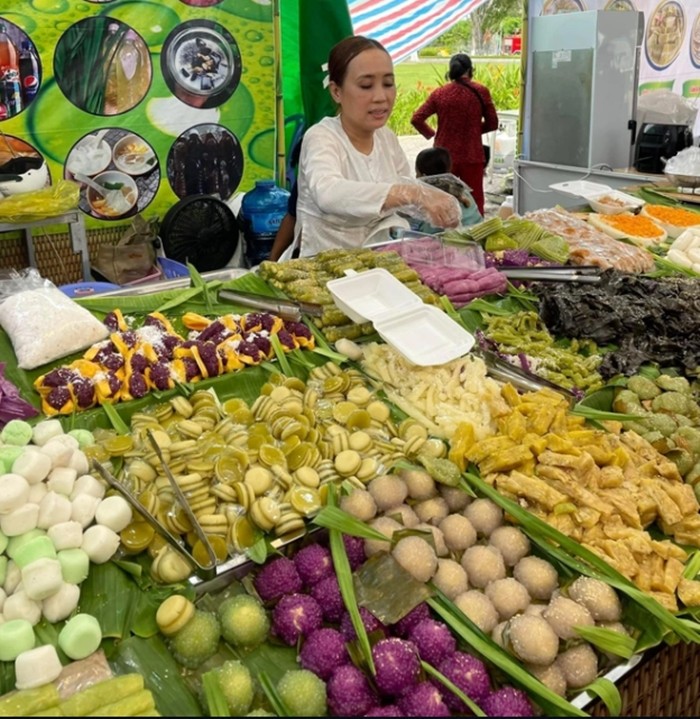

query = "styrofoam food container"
[327,268,421,325]
[587,190,644,215]
[327,268,475,366]
[374,305,475,366]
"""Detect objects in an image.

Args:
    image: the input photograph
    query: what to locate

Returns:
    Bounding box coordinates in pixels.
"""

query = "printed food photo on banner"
[691,12,700,68]
[0,19,41,120]
[166,123,243,199]
[645,0,685,70]
[65,128,160,220]
[0,134,49,196]
[541,0,586,14]
[161,19,241,109]
[53,17,152,116]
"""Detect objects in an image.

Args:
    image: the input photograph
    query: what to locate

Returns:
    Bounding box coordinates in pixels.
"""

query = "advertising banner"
[0,0,276,227]
[527,0,700,136]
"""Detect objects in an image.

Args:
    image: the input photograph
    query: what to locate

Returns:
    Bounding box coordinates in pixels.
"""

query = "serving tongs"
[472,346,576,404]
[91,430,218,580]
[499,266,602,283]
[218,288,324,322]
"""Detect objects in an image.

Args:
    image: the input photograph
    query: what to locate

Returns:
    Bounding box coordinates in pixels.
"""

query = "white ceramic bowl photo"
[86,170,139,219]
[112,133,157,176]
[66,135,112,178]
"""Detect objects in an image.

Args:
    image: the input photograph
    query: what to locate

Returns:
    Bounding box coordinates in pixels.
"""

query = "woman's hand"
[421,185,462,228]
[386,182,462,228]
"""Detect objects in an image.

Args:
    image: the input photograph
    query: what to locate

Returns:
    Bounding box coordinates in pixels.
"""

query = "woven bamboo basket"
[0,224,130,286]
[590,640,700,716]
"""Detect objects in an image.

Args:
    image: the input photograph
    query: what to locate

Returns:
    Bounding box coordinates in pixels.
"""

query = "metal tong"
[218,288,324,322]
[91,430,218,580]
[472,347,577,404]
[499,266,602,283]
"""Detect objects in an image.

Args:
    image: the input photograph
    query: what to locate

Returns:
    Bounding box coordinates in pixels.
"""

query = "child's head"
[415,147,452,177]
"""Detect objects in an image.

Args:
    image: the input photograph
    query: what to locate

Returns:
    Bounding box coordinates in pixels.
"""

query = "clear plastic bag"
[0,268,109,369]
[0,179,81,223]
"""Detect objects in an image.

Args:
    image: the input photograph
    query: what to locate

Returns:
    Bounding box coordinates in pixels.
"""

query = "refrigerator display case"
[515,10,653,212]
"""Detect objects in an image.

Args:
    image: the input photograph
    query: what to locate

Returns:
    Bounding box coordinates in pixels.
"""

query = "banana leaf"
[0,661,15,697]
[110,635,202,717]
[0,273,321,426]
[78,560,194,641]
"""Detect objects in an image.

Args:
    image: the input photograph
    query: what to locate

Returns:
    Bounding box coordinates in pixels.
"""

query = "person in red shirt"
[411,53,498,216]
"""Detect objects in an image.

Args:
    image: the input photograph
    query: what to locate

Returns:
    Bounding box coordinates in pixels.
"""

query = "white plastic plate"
[327,268,422,324]
[587,189,645,215]
[374,305,475,367]
[549,180,613,199]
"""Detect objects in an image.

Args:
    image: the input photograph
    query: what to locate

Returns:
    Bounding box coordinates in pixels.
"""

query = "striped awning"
[348,0,489,64]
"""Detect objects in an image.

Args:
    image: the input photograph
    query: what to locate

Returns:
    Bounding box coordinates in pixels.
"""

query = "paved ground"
[398,134,511,219]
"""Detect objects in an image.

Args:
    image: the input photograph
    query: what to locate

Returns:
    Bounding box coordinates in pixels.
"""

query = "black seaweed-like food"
[533,270,700,376]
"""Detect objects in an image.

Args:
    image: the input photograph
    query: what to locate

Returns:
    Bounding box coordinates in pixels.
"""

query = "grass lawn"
[395,61,446,91]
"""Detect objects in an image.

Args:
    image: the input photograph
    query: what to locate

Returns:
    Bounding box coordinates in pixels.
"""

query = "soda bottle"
[18,40,39,104]
[2,69,22,117]
[0,23,19,78]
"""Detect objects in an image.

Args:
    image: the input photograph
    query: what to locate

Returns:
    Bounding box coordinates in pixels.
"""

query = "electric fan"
[159,195,239,272]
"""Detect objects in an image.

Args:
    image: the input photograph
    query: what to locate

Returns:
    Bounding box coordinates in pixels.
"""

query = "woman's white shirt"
[294,116,411,257]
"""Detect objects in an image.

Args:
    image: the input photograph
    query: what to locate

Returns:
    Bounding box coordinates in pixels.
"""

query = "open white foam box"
[549,180,643,210]
[327,268,475,367]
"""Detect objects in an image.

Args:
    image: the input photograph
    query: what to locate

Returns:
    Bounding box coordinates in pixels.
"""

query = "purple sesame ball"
[343,534,367,570]
[398,682,451,717]
[327,664,377,716]
[391,603,432,638]
[254,556,302,603]
[272,593,323,646]
[299,628,349,681]
[311,575,345,623]
[340,607,386,642]
[482,687,534,717]
[364,705,405,717]
[408,619,457,667]
[435,651,491,712]
[372,638,421,697]
[294,544,334,588]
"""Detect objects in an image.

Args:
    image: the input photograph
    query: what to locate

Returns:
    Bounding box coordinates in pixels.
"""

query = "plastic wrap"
[0,268,109,370]
[392,177,462,230]
[0,179,80,223]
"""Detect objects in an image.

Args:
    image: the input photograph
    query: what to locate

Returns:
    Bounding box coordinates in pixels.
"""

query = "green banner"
[0,0,276,228]
[280,0,353,158]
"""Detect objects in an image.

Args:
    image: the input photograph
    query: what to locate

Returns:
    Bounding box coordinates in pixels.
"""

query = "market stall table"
[0,211,90,281]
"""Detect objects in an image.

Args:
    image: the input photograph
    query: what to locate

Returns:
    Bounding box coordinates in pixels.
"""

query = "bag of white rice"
[0,286,109,370]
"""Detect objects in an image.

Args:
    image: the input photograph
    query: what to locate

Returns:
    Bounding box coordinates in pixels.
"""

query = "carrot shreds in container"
[643,205,700,227]
[597,213,665,238]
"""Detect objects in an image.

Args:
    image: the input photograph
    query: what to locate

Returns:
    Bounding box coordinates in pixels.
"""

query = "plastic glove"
[390,181,462,229]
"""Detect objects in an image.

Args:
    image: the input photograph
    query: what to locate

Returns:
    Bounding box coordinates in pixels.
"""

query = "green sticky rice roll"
[0,446,24,471]
[12,534,56,569]
[0,420,34,446]
[0,619,36,661]
[68,429,96,448]
[58,613,102,660]
[57,548,90,584]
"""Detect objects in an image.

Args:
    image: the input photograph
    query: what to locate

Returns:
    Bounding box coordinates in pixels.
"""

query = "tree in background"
[421,0,523,57]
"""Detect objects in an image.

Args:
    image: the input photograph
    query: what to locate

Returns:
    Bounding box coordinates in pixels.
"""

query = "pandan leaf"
[579,677,622,717]
[422,661,485,717]
[259,671,290,717]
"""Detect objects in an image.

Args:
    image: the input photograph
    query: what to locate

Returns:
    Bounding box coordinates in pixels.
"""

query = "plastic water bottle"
[239,180,290,267]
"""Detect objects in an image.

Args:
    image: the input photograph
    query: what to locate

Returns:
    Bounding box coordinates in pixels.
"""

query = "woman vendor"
[289,36,461,259]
